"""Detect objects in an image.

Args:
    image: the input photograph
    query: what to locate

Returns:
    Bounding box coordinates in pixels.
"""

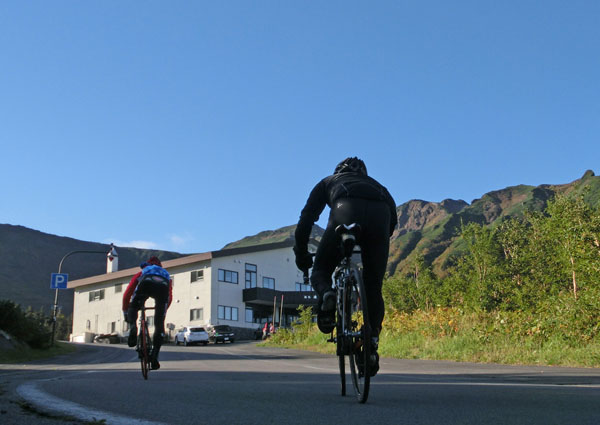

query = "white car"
[174,326,209,346]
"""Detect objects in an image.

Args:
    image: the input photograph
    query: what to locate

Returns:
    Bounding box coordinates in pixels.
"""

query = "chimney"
[107,244,118,273]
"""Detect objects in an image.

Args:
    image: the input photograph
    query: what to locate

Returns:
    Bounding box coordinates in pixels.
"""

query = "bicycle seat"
[335,223,362,237]
[335,223,361,257]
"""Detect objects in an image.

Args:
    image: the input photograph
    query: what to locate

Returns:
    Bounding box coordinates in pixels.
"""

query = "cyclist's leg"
[311,224,342,333]
[359,200,391,337]
[150,284,169,360]
[311,225,341,298]
[127,282,151,346]
[358,200,391,377]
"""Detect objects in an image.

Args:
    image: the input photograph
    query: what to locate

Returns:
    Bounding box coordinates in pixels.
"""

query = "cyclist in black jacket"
[293,157,397,375]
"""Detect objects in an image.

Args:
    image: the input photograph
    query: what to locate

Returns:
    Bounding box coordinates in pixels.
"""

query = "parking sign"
[50,273,69,289]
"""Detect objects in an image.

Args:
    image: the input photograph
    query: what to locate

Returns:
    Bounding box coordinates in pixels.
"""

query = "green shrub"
[0,300,52,349]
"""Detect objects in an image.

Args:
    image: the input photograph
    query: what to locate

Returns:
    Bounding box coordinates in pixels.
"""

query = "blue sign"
[51,273,69,289]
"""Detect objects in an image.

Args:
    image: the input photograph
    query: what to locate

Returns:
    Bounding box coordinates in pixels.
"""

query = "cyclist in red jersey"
[123,256,173,370]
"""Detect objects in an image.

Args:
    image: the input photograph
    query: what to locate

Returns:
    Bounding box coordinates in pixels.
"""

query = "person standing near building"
[123,256,173,370]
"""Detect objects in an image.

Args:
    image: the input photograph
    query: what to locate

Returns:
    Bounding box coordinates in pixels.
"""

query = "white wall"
[210,246,305,328]
[165,260,212,332]
[72,278,132,337]
[71,245,307,339]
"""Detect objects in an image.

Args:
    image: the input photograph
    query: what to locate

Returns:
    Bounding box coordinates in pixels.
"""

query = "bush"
[0,300,52,349]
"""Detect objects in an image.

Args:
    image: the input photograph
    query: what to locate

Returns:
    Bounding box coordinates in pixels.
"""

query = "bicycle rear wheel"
[336,288,346,396]
[139,320,151,380]
[346,265,371,403]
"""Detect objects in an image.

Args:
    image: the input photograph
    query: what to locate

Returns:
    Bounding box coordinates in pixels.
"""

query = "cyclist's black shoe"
[369,336,380,376]
[127,326,137,347]
[317,310,335,334]
[321,290,336,312]
[150,349,160,370]
[369,351,380,377]
[356,337,380,377]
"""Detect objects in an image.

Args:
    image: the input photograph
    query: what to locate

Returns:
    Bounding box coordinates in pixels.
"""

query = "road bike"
[137,305,154,380]
[305,223,372,403]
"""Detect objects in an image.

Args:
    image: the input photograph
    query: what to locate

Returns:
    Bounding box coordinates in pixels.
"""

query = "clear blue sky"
[1,2,599,254]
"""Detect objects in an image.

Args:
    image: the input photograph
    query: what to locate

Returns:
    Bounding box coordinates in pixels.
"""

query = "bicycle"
[137,305,154,380]
[305,223,372,403]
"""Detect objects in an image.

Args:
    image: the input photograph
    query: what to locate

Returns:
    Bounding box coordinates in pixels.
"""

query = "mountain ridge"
[2,170,598,314]
[0,224,186,315]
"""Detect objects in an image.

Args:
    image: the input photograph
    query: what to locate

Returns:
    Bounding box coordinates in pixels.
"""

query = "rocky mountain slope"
[388,170,599,276]
[224,170,600,277]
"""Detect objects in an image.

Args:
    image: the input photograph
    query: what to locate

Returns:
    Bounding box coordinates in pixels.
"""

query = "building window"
[190,308,203,321]
[218,305,239,321]
[88,289,105,302]
[115,283,123,293]
[218,269,238,284]
[147,316,154,327]
[245,307,253,323]
[245,264,257,288]
[191,270,204,282]
[109,322,116,333]
[296,281,313,292]
[86,320,91,330]
[262,277,275,289]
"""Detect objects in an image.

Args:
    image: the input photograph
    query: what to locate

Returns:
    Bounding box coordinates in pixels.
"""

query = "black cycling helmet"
[334,157,367,175]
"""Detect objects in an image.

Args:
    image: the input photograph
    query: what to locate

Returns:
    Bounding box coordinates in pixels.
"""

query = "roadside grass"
[265,308,600,368]
[0,342,77,364]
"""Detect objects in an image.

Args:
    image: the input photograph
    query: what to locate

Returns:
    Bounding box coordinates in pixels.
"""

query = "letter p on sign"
[51,273,69,289]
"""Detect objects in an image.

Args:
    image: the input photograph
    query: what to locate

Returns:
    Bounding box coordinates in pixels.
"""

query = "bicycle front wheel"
[346,265,371,403]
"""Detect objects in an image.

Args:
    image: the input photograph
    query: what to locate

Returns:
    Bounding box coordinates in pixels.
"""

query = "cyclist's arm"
[294,179,327,252]
[122,271,142,312]
[381,186,398,236]
[388,200,398,236]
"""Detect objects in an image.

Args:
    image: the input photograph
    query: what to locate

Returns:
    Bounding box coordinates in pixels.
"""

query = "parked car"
[94,333,120,344]
[174,326,209,346]
[207,325,235,344]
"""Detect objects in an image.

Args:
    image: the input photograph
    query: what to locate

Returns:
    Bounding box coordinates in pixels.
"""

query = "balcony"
[242,287,317,309]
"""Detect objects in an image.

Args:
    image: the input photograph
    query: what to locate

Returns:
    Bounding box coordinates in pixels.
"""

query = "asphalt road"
[2,341,600,424]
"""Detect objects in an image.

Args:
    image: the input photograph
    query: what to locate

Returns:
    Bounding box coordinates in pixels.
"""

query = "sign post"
[51,246,114,346]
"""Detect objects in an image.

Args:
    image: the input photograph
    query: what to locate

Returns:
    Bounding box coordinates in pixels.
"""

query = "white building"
[68,241,317,342]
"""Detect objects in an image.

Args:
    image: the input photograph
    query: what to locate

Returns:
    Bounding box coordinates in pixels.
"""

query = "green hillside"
[222,224,325,249]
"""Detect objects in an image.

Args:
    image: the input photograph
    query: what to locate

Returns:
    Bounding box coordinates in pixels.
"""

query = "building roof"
[67,240,296,289]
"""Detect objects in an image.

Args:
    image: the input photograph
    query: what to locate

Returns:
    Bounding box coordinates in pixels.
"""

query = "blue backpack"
[140,264,170,283]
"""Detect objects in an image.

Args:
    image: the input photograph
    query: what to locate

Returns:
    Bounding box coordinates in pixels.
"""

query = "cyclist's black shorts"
[128,277,169,335]
[311,197,391,333]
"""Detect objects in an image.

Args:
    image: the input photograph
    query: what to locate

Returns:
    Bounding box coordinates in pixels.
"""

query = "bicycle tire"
[346,265,371,403]
[336,286,346,396]
[139,319,151,380]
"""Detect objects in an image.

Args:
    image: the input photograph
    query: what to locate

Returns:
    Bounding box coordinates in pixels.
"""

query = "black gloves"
[293,246,313,272]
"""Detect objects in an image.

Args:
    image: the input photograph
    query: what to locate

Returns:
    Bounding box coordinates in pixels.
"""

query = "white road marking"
[17,380,167,425]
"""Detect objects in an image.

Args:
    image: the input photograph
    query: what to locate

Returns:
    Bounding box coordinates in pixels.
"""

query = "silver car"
[174,326,209,346]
